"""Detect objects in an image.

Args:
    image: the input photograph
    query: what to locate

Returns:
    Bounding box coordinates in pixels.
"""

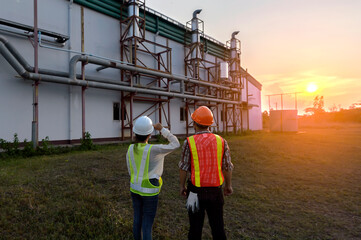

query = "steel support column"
[32,0,39,148]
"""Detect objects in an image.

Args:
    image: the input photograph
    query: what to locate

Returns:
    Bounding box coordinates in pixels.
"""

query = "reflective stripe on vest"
[188,133,224,187]
[127,144,161,195]
[130,183,160,194]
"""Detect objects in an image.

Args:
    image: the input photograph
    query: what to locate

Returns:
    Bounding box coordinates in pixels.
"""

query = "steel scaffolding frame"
[119,0,172,140]
[116,1,247,138]
[184,17,245,135]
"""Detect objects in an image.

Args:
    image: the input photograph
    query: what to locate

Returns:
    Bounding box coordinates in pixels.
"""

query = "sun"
[306,83,318,93]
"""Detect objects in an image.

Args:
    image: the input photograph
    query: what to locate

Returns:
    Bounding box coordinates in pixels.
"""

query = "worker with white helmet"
[126,116,180,240]
[179,106,234,240]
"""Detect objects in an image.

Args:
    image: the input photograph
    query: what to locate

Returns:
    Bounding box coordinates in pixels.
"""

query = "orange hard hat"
[191,106,214,126]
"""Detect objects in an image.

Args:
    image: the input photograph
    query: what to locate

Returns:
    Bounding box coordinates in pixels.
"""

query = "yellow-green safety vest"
[127,144,163,196]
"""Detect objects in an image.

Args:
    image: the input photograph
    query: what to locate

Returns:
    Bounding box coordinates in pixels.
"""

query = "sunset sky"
[147,0,361,114]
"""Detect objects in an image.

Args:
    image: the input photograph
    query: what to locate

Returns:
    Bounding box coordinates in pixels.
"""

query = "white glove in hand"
[186,191,199,213]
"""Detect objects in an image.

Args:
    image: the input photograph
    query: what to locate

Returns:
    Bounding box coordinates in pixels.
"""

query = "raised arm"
[152,123,180,154]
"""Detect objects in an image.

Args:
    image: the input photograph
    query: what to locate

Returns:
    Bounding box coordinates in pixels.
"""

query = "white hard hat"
[133,116,154,135]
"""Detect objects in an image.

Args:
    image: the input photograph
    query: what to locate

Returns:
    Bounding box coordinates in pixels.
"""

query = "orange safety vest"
[187,133,225,187]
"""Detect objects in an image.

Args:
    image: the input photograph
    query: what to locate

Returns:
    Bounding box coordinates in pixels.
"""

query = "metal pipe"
[69,55,240,92]
[0,26,64,48]
[0,36,74,78]
[0,44,242,105]
[230,31,239,73]
[128,0,139,41]
[193,9,202,19]
[0,17,68,44]
[0,41,28,75]
[38,31,131,66]
[191,9,202,79]
[0,38,129,84]
[191,9,202,43]
[1,36,245,105]
[38,33,238,92]
[231,31,239,39]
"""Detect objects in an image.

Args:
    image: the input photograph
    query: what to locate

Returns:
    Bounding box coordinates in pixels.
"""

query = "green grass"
[1,126,361,239]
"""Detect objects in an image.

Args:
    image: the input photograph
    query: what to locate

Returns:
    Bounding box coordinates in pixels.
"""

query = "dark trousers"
[131,192,159,240]
[187,182,227,240]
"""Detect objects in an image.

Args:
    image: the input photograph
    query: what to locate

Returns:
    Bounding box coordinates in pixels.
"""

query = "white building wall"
[248,83,262,130]
[0,54,33,141]
[239,76,262,131]
[0,0,262,142]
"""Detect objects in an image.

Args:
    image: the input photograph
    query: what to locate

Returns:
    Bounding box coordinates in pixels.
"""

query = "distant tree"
[349,102,361,109]
[304,95,325,115]
[329,104,338,112]
[313,96,324,111]
[262,111,269,128]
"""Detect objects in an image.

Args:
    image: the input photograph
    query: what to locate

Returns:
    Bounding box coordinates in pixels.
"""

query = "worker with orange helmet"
[179,106,234,240]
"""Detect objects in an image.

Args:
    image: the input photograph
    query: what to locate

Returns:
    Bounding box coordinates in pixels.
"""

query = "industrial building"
[0,0,262,145]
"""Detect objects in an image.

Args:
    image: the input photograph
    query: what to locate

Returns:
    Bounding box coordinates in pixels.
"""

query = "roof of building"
[241,69,262,90]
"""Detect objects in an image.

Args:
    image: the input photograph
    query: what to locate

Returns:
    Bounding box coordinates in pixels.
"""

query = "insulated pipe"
[0,35,131,86]
[0,43,241,105]
[1,39,240,100]
[230,31,239,72]
[193,9,202,19]
[191,9,202,79]
[69,55,240,92]
[191,9,202,44]
[128,0,139,66]
[0,35,32,70]
[1,36,244,105]
[191,10,201,40]
[0,42,28,75]
[0,35,74,78]
[128,0,139,40]
[30,75,242,104]
[0,35,178,91]
[232,31,239,39]
[3,34,236,92]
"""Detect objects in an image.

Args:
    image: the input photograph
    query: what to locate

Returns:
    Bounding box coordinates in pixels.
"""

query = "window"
[113,103,120,120]
[113,103,127,121]
[180,107,186,121]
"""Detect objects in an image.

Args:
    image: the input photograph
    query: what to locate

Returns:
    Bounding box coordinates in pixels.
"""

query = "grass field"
[1,125,361,239]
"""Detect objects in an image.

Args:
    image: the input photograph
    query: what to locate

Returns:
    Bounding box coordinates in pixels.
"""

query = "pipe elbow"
[69,55,86,79]
[21,71,31,79]
[69,55,84,65]
[0,35,9,44]
[232,31,240,39]
[193,9,202,18]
